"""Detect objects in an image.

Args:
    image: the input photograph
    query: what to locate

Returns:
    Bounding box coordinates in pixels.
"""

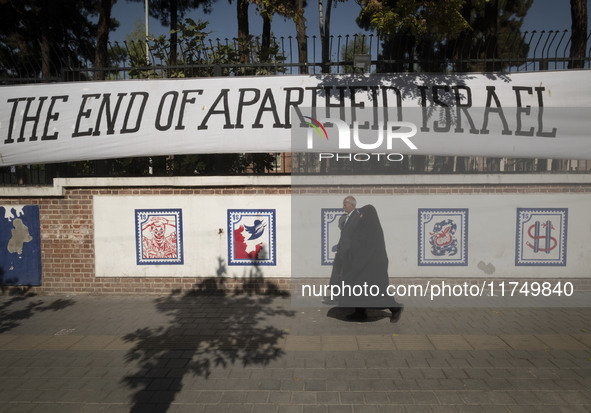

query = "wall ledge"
[1,173,590,197]
[294,173,591,186]
[0,175,293,197]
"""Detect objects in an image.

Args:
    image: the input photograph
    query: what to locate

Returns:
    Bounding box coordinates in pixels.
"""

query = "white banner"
[0,71,590,166]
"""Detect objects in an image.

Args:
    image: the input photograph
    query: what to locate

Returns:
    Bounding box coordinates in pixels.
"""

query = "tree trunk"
[95,0,113,180]
[483,0,498,72]
[454,1,473,72]
[318,0,324,50]
[261,13,271,62]
[295,0,308,74]
[94,0,111,81]
[40,32,51,80]
[321,0,332,73]
[169,0,178,67]
[237,0,250,64]
[569,0,588,69]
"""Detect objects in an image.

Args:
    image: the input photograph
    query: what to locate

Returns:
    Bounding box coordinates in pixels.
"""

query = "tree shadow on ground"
[0,272,76,333]
[122,263,294,413]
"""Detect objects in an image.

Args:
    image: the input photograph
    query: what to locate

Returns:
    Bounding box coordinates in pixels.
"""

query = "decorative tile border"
[321,208,345,265]
[515,208,568,266]
[135,209,183,265]
[418,208,469,266]
[228,209,276,266]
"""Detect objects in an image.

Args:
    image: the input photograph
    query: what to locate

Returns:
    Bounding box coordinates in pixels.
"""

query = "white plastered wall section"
[2,174,590,278]
[293,174,591,279]
[292,191,591,279]
[94,193,292,277]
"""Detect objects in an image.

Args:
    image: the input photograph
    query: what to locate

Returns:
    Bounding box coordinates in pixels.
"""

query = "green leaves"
[358,0,470,38]
[127,17,286,78]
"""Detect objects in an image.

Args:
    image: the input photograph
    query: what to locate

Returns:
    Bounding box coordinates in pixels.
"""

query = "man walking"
[323,195,360,305]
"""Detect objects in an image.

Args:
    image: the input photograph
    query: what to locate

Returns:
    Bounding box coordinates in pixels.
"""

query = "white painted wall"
[95,190,591,279]
[94,195,291,278]
[292,193,591,279]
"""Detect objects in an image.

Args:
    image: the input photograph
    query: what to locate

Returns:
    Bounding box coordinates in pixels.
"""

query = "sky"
[110,0,591,44]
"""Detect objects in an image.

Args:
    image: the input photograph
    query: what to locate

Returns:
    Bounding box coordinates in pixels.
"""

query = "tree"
[0,0,103,183]
[262,11,272,62]
[355,1,469,172]
[0,0,99,81]
[0,0,25,79]
[569,0,588,69]
[249,0,308,73]
[250,0,308,74]
[444,0,532,171]
[357,0,469,40]
[318,0,332,73]
[250,0,296,62]
[356,0,536,173]
[294,0,309,74]
[127,0,212,67]
[451,0,533,72]
[235,0,250,63]
[93,0,120,175]
[356,0,469,73]
[94,0,119,81]
[455,0,531,171]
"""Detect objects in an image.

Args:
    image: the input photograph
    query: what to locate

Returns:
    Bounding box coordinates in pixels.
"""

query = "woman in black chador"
[341,204,403,322]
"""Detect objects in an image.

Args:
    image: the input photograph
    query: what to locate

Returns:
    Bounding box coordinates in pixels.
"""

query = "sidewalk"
[0,285,589,413]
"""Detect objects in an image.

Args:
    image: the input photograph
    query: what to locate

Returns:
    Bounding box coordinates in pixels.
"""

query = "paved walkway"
[0,288,589,413]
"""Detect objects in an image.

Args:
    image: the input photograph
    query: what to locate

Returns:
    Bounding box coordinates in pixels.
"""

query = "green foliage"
[126,18,286,78]
[127,0,214,26]
[356,0,471,73]
[250,35,288,76]
[250,0,298,19]
[358,0,470,39]
[146,18,209,77]
[0,0,98,80]
[340,33,370,74]
[358,0,533,73]
[459,0,533,72]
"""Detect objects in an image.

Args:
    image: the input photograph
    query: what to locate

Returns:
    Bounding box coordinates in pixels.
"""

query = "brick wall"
[2,185,292,295]
[1,176,590,295]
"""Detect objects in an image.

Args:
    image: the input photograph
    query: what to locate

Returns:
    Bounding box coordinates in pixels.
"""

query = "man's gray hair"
[344,196,357,207]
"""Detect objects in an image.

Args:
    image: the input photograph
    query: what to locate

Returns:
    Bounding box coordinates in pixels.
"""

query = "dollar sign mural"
[526,220,557,253]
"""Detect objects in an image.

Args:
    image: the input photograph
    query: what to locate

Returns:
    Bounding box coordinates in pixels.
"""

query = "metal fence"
[1,30,590,184]
[2,30,590,83]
